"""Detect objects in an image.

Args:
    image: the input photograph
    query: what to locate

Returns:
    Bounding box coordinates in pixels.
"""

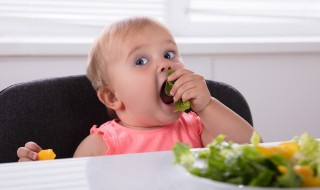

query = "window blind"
[0,0,168,37]
[0,0,319,38]
[171,0,320,37]
[188,0,320,23]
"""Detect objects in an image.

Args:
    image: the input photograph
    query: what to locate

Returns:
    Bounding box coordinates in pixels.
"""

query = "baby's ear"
[97,87,122,110]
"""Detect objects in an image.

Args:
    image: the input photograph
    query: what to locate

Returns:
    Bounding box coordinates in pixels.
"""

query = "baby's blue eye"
[164,51,175,59]
[135,57,148,66]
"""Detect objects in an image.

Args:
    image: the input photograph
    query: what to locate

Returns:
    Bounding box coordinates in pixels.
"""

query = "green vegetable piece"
[164,69,191,112]
[173,100,191,112]
[165,69,174,96]
[296,133,320,165]
[250,131,261,148]
[164,81,173,97]
[249,170,275,187]
[276,165,302,187]
[172,142,194,168]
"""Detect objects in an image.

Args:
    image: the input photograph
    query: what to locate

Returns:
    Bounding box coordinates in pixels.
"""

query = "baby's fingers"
[17,147,37,161]
[25,142,42,153]
[170,73,203,98]
[18,157,35,162]
[17,142,42,162]
[167,69,193,82]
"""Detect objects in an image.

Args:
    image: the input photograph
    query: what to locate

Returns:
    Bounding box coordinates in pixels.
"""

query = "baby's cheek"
[175,60,185,69]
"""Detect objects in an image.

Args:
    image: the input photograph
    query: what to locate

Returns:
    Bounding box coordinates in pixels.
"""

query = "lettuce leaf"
[294,133,320,176]
[173,100,191,112]
[165,69,190,112]
[172,142,194,168]
[276,165,302,187]
[250,131,261,148]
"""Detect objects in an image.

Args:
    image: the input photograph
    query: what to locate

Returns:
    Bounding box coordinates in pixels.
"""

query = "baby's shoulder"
[73,133,108,157]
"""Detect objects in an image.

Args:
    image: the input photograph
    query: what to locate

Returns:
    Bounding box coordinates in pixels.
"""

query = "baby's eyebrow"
[127,44,144,59]
[127,39,177,58]
[165,39,177,46]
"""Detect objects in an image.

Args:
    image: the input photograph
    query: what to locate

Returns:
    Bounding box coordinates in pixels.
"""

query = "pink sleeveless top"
[90,112,203,155]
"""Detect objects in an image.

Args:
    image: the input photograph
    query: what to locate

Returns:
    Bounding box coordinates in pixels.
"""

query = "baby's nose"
[160,66,171,72]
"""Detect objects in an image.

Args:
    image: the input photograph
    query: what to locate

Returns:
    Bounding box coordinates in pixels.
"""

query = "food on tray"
[37,149,56,160]
[173,132,320,187]
[165,69,190,112]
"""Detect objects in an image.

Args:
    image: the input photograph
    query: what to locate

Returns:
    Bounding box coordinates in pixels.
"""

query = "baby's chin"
[118,112,182,129]
[158,111,183,124]
[143,113,184,127]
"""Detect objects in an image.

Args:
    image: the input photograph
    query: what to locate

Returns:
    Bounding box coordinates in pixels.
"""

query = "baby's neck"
[118,120,165,130]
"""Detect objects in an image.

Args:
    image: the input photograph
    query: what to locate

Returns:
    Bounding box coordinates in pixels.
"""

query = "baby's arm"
[17,142,42,162]
[73,133,108,157]
[168,69,254,145]
[197,98,254,145]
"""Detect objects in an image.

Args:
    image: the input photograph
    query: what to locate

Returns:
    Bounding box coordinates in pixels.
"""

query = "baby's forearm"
[197,97,254,145]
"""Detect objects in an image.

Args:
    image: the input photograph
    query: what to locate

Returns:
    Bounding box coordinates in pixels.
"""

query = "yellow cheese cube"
[37,149,56,160]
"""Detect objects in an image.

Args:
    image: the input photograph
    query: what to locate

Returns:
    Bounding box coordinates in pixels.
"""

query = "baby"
[17,17,254,161]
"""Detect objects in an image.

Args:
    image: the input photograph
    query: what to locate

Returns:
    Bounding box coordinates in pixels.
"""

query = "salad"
[173,132,320,188]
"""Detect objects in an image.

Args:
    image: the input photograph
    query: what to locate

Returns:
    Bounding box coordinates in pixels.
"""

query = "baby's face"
[107,22,185,128]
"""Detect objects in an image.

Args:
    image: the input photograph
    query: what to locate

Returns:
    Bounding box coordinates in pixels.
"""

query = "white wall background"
[1,39,320,143]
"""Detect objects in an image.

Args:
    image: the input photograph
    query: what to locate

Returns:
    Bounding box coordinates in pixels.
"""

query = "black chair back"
[0,75,252,163]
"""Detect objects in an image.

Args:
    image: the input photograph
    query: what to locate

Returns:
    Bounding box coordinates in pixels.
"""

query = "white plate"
[175,165,318,190]
[175,143,320,190]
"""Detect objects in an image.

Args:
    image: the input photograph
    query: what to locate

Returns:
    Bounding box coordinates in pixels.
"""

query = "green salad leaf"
[173,133,320,188]
[172,142,194,168]
[294,133,320,177]
[296,133,320,164]
[165,69,190,112]
[250,131,261,148]
[276,165,302,187]
[173,101,191,112]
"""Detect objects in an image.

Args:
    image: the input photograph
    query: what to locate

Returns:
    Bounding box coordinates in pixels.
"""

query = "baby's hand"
[17,142,42,162]
[167,69,211,113]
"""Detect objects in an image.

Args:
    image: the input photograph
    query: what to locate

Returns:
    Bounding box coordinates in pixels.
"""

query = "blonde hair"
[86,17,165,91]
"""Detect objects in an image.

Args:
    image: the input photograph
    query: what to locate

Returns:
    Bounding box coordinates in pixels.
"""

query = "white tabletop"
[0,151,198,190]
[0,142,315,190]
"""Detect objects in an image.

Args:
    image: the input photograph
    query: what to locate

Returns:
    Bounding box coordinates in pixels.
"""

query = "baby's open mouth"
[160,81,173,104]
